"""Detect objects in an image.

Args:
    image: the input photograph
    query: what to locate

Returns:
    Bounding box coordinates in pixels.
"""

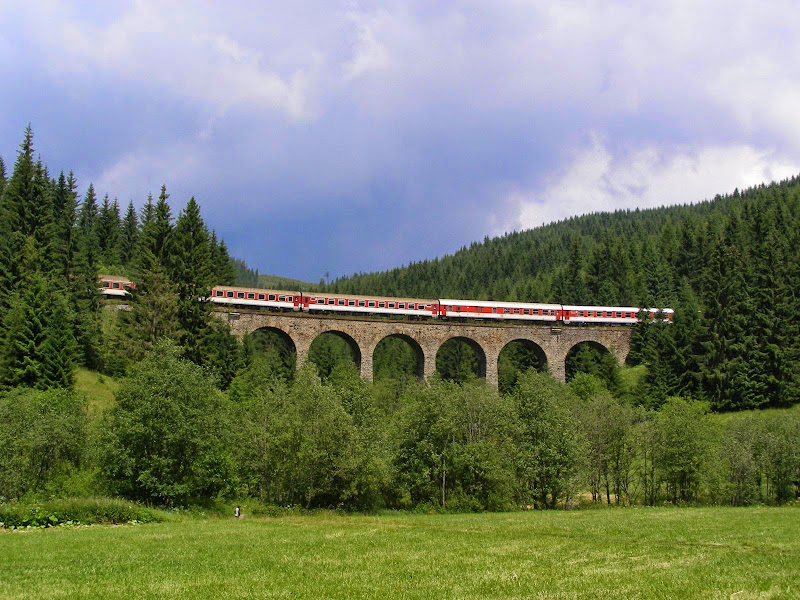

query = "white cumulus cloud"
[503,136,798,233]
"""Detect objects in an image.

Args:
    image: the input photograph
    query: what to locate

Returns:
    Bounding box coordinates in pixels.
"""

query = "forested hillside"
[326,177,800,411]
[0,127,241,388]
[2,127,799,512]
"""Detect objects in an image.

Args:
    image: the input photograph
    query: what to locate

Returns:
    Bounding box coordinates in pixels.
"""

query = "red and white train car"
[210,286,301,311]
[561,305,640,325]
[302,293,439,318]
[99,275,135,297]
[439,299,561,322]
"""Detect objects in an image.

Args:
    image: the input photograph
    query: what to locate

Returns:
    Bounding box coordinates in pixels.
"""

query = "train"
[99,276,673,325]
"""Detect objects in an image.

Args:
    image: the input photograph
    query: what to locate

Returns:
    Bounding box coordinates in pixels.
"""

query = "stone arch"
[436,336,487,381]
[500,338,547,370]
[308,329,362,377]
[247,326,298,371]
[564,339,616,383]
[372,333,425,380]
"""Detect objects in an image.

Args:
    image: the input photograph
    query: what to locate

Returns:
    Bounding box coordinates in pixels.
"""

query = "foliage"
[512,371,584,508]
[0,387,87,499]
[101,341,235,506]
[0,497,163,528]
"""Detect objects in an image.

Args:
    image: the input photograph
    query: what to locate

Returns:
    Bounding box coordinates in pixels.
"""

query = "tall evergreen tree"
[212,236,237,286]
[50,171,79,285]
[1,271,76,390]
[0,127,41,303]
[72,184,103,369]
[700,213,752,410]
[119,200,139,266]
[0,155,7,198]
[97,194,121,266]
[171,197,214,364]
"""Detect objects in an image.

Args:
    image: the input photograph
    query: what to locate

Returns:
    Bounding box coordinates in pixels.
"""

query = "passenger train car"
[98,276,673,325]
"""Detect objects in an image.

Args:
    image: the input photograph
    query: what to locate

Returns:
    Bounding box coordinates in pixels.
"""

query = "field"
[1,507,798,599]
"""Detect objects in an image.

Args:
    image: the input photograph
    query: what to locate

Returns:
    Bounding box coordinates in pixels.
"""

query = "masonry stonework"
[219,310,631,385]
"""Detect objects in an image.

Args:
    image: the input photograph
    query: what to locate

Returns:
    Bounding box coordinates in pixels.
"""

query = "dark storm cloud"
[1,1,799,281]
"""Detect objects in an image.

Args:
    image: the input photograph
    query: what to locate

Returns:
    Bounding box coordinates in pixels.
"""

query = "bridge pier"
[221,310,631,390]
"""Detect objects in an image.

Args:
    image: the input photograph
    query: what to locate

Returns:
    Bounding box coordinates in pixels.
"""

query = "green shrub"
[0,497,164,528]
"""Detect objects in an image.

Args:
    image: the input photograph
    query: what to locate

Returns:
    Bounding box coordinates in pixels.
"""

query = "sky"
[1,1,799,283]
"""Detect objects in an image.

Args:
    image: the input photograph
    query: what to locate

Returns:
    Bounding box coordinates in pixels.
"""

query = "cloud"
[3,1,800,281]
[504,136,798,232]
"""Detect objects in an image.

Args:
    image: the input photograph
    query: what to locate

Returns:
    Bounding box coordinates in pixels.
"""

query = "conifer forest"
[1,127,798,512]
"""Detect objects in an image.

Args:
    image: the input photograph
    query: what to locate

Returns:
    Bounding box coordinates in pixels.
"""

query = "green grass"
[1,506,798,599]
[75,368,119,418]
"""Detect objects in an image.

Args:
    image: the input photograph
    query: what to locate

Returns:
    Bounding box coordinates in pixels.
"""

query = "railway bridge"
[217,309,632,386]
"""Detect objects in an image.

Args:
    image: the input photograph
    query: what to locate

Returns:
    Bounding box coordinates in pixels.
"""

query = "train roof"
[306,292,437,303]
[440,299,561,309]
[212,285,300,296]
[99,275,133,283]
[562,305,641,312]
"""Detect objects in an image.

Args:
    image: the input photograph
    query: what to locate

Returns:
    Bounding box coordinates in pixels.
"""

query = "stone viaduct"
[217,309,632,386]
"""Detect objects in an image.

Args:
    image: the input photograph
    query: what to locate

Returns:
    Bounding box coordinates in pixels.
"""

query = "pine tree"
[39,294,77,389]
[0,127,39,303]
[72,184,102,369]
[119,262,180,362]
[1,270,76,390]
[213,237,236,286]
[701,213,752,410]
[97,194,121,266]
[171,197,214,364]
[0,155,7,198]
[50,171,79,285]
[119,200,139,266]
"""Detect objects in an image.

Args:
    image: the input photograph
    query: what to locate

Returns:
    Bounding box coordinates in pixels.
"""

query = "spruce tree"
[1,270,76,390]
[0,127,38,303]
[171,197,214,364]
[119,200,139,266]
[0,155,6,198]
[213,237,237,286]
[701,213,752,410]
[50,171,79,285]
[97,194,121,266]
[72,184,103,369]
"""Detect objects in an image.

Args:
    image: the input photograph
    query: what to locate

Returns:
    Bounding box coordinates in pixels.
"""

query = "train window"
[247,293,255,299]
[112,282,121,289]
[226,291,234,298]
[338,299,345,306]
[328,299,335,305]
[616,312,622,318]
[504,308,510,314]
[215,290,223,297]
[237,292,245,299]
[268,294,275,301]
[378,302,385,308]
[388,302,395,308]
[258,294,265,300]
[102,281,110,288]
[368,301,376,307]
[398,303,405,309]
[278,295,285,302]
[492,308,498,314]
[358,300,366,307]
[348,300,355,306]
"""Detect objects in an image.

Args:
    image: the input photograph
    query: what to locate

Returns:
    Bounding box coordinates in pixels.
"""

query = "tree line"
[0,127,239,389]
[324,177,800,411]
[2,345,798,509]
[1,126,798,511]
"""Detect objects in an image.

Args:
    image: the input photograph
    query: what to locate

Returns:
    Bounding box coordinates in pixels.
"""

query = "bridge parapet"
[218,309,631,385]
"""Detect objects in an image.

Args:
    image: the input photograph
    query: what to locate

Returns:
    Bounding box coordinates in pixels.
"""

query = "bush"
[0,388,87,499]
[0,497,164,528]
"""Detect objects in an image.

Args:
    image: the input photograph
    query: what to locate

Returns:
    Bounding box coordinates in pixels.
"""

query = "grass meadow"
[1,506,798,599]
